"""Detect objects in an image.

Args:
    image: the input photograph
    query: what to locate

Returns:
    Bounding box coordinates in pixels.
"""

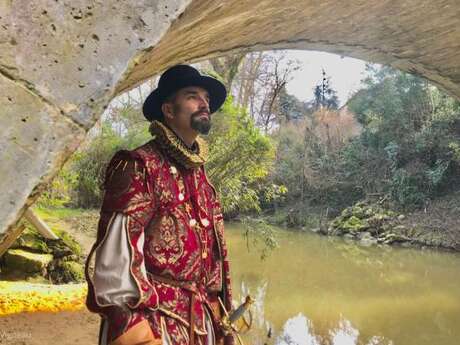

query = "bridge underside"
[0,0,459,239]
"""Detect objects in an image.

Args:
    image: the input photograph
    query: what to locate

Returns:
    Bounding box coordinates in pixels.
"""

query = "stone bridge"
[1,0,459,240]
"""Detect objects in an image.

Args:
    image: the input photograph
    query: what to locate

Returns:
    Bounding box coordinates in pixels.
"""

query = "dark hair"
[157,91,179,122]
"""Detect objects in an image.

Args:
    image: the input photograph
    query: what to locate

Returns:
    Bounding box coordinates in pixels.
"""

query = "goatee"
[191,112,211,135]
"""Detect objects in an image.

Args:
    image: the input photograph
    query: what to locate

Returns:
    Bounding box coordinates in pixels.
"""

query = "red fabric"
[85,141,233,345]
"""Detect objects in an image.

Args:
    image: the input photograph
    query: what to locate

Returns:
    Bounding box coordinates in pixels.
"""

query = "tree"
[345,64,460,208]
[206,97,275,214]
[208,54,246,90]
[229,51,302,132]
[313,69,339,110]
[278,86,311,123]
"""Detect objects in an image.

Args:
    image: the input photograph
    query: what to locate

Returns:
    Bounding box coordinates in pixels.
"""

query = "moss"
[341,215,369,232]
[3,249,53,273]
[12,226,51,253]
[47,229,82,257]
[351,205,365,218]
[47,260,85,284]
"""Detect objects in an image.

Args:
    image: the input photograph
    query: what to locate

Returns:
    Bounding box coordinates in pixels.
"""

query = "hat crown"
[158,65,201,90]
[142,64,226,121]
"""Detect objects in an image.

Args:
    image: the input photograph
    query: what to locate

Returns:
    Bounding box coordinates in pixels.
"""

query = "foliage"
[267,63,460,217]
[36,165,78,208]
[207,97,275,215]
[39,91,274,215]
[270,109,362,212]
[36,107,144,209]
[241,217,279,260]
[40,56,460,223]
[344,65,460,209]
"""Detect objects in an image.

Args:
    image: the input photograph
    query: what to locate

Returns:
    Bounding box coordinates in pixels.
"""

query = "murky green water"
[225,222,460,345]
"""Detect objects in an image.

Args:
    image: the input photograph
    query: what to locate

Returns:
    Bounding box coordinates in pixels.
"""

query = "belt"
[147,273,203,345]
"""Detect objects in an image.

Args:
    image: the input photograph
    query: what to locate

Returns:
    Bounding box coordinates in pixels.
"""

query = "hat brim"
[143,75,227,121]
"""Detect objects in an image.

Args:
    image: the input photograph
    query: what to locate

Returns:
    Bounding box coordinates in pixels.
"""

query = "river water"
[225,222,460,345]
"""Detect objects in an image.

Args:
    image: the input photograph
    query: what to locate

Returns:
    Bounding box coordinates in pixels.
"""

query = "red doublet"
[85,140,233,345]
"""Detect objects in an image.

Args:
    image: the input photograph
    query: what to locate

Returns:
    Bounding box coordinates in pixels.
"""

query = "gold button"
[202,218,210,227]
[170,166,177,175]
[202,252,208,259]
[189,219,197,227]
[178,193,184,201]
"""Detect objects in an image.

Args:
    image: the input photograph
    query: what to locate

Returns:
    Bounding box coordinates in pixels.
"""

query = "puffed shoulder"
[101,150,153,214]
[104,151,143,196]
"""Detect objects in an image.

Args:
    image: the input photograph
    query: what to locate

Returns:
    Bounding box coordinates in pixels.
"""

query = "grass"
[34,207,89,221]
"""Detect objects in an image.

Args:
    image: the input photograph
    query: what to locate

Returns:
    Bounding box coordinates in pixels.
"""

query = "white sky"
[282,50,370,107]
[112,50,373,111]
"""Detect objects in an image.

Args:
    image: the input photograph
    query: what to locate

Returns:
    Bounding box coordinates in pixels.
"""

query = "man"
[85,65,234,345]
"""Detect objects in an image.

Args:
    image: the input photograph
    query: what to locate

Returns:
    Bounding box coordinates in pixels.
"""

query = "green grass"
[34,207,88,221]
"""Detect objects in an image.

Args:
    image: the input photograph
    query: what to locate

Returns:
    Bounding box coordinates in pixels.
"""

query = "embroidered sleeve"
[97,150,159,311]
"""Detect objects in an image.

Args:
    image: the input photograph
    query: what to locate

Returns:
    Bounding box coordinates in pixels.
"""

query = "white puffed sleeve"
[92,213,140,306]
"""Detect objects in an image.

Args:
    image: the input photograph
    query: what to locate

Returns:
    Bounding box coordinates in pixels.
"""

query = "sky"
[282,50,370,107]
[112,50,373,110]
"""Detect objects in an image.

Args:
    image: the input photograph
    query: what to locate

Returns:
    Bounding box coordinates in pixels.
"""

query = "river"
[225,222,460,345]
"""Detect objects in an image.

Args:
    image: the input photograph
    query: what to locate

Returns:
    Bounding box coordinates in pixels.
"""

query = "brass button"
[178,193,184,201]
[189,219,197,227]
[202,252,208,259]
[201,218,210,227]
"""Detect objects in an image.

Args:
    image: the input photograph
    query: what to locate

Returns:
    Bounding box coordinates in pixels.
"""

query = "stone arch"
[0,0,459,238]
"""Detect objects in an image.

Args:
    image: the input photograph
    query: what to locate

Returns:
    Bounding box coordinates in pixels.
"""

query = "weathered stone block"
[3,249,53,273]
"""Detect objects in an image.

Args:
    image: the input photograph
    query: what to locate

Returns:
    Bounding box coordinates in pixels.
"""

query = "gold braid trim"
[149,120,208,169]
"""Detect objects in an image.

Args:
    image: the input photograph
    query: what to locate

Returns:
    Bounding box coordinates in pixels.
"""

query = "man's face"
[163,86,211,135]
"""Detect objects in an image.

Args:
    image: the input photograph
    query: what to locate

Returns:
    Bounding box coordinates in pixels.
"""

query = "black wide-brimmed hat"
[142,65,227,121]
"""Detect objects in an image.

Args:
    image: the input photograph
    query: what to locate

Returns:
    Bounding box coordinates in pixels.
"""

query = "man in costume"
[85,65,234,345]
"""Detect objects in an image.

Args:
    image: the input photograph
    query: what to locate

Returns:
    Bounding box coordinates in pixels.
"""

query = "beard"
[190,111,211,135]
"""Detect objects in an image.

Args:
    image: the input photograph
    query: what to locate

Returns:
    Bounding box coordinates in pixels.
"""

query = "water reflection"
[275,314,394,345]
[226,223,460,345]
[238,283,394,345]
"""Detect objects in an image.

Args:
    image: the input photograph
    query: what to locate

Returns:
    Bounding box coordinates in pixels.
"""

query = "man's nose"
[198,96,210,112]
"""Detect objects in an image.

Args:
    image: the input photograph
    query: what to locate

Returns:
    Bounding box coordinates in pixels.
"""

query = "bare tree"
[208,54,246,90]
[230,51,300,132]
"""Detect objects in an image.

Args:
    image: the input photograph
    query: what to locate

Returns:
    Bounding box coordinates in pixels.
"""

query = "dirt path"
[0,309,100,345]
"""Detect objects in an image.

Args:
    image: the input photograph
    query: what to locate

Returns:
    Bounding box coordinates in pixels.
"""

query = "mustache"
[192,110,210,118]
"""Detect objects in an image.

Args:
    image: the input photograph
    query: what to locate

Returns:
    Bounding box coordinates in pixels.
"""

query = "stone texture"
[0,0,459,239]
[0,74,84,244]
[0,0,192,241]
[117,0,460,99]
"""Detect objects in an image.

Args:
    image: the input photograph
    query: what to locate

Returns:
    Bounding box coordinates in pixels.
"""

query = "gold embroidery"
[148,215,185,265]
[149,120,208,169]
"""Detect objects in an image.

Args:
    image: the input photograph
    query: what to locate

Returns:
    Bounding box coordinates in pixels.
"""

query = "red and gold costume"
[85,121,233,345]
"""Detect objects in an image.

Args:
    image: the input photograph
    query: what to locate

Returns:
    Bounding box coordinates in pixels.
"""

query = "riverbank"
[261,192,460,252]
[2,224,460,345]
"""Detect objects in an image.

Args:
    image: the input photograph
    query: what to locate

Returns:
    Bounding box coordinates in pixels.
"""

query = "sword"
[218,296,254,345]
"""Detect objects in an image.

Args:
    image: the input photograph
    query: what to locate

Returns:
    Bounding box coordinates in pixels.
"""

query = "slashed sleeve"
[85,150,159,321]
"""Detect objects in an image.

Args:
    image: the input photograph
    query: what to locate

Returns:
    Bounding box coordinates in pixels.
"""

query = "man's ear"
[161,102,174,120]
